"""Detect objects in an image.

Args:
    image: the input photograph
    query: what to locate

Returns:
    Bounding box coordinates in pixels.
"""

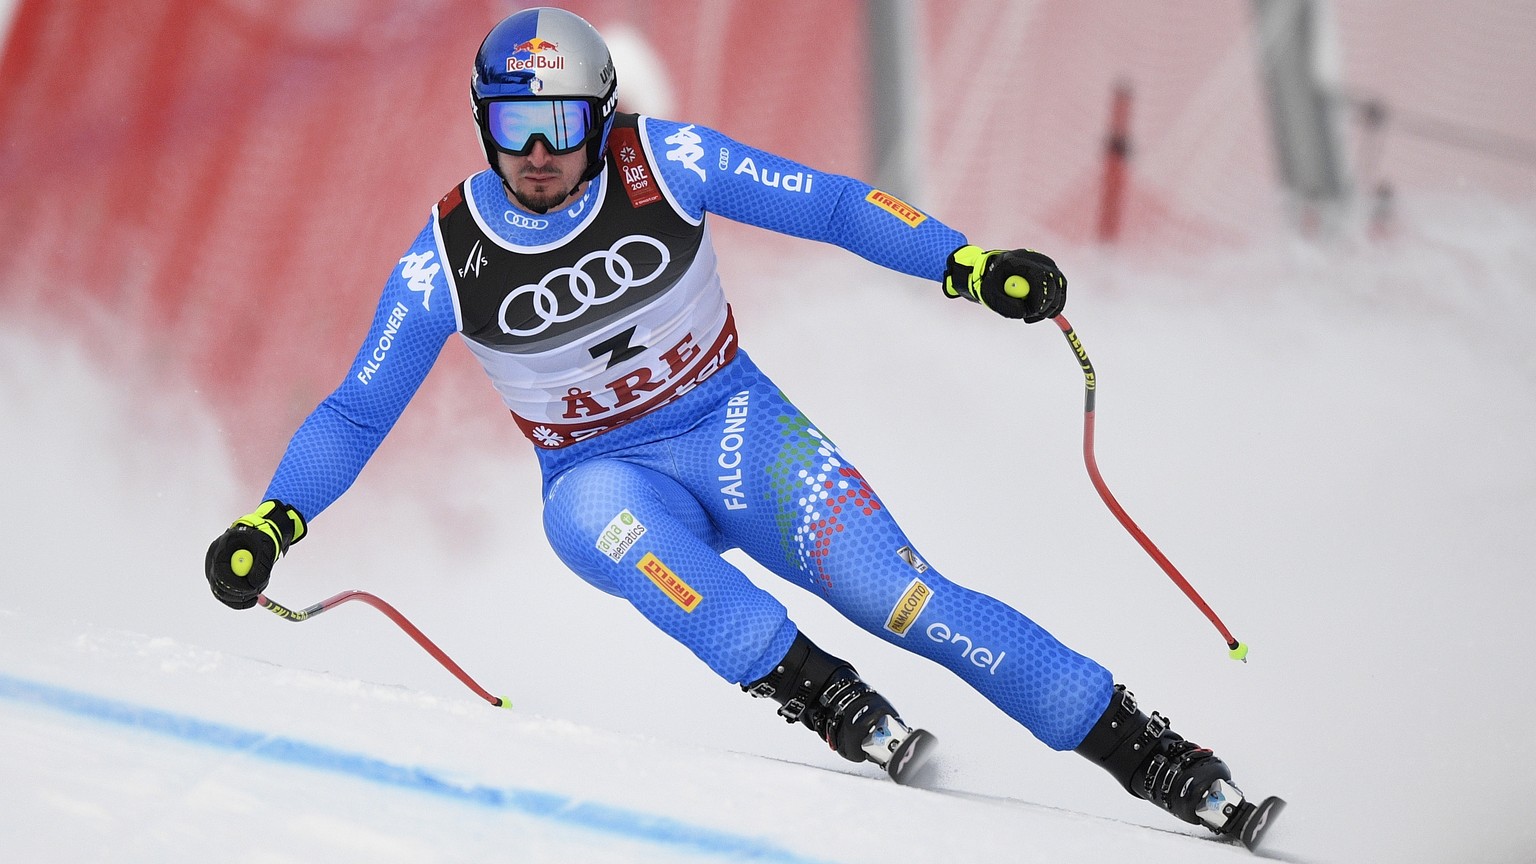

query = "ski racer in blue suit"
[205,6,1276,842]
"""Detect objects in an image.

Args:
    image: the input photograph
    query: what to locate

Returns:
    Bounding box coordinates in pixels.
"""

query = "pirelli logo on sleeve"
[865,189,928,228]
[637,552,702,612]
[885,578,933,636]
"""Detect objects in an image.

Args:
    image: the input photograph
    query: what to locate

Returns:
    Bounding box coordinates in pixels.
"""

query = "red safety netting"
[0,0,868,475]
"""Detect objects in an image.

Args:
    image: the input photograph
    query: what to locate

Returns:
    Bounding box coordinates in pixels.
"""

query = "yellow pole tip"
[496,697,514,710]
[1229,642,1250,662]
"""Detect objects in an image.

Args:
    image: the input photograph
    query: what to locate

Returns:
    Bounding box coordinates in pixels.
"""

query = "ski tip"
[886,728,938,786]
[1236,795,1286,850]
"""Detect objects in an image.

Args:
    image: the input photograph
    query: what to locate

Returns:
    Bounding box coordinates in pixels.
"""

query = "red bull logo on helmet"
[506,38,565,73]
[512,37,559,54]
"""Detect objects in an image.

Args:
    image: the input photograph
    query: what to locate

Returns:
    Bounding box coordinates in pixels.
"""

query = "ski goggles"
[481,98,596,156]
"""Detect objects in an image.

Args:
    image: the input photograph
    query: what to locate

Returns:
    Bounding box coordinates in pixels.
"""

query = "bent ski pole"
[1050,315,1249,662]
[257,590,512,707]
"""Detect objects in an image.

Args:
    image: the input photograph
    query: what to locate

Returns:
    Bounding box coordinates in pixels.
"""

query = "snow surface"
[4,195,1536,863]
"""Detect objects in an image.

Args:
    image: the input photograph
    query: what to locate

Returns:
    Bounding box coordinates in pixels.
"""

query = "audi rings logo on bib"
[503,209,550,230]
[498,235,671,337]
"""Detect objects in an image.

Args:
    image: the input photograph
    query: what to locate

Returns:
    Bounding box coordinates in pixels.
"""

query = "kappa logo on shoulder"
[665,125,706,181]
[399,251,439,310]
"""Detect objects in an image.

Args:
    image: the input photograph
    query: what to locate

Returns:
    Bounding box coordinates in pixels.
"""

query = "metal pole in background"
[1251,0,1352,234]
[1097,81,1134,244]
[867,0,924,203]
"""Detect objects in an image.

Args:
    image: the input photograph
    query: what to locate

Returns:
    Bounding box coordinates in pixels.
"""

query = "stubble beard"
[510,181,571,215]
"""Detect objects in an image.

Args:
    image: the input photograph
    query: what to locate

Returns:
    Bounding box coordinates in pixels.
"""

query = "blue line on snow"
[0,672,831,863]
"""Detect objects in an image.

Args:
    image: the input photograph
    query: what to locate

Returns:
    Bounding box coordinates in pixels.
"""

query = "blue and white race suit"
[263,113,1113,751]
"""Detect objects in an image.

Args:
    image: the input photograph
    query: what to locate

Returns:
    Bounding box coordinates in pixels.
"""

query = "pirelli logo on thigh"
[885,578,933,636]
[637,552,702,612]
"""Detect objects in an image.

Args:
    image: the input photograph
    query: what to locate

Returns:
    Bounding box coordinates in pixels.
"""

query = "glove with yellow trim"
[942,245,1067,323]
[204,500,306,610]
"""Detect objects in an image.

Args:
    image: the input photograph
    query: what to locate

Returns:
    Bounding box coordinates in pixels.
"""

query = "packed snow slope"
[4,196,1536,863]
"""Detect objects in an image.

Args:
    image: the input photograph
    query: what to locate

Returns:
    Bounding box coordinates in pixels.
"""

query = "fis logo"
[459,239,488,280]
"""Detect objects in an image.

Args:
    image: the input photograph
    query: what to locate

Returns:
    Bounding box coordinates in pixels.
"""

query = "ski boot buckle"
[1195,777,1246,831]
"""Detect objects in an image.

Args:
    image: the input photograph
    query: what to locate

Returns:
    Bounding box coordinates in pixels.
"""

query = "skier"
[205,7,1277,845]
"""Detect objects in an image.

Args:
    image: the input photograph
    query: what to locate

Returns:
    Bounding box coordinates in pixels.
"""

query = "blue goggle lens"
[484,99,594,155]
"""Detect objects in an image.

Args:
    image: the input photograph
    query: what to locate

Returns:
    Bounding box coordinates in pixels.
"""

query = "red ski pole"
[257,590,513,707]
[1051,315,1249,662]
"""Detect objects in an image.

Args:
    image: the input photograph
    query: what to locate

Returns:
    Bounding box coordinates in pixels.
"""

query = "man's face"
[497,141,588,214]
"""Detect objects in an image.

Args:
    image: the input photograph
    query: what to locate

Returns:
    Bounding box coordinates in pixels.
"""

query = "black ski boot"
[745,632,937,784]
[1075,685,1285,849]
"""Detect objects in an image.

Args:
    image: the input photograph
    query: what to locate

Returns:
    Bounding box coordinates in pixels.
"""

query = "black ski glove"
[204,499,306,609]
[942,245,1067,323]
